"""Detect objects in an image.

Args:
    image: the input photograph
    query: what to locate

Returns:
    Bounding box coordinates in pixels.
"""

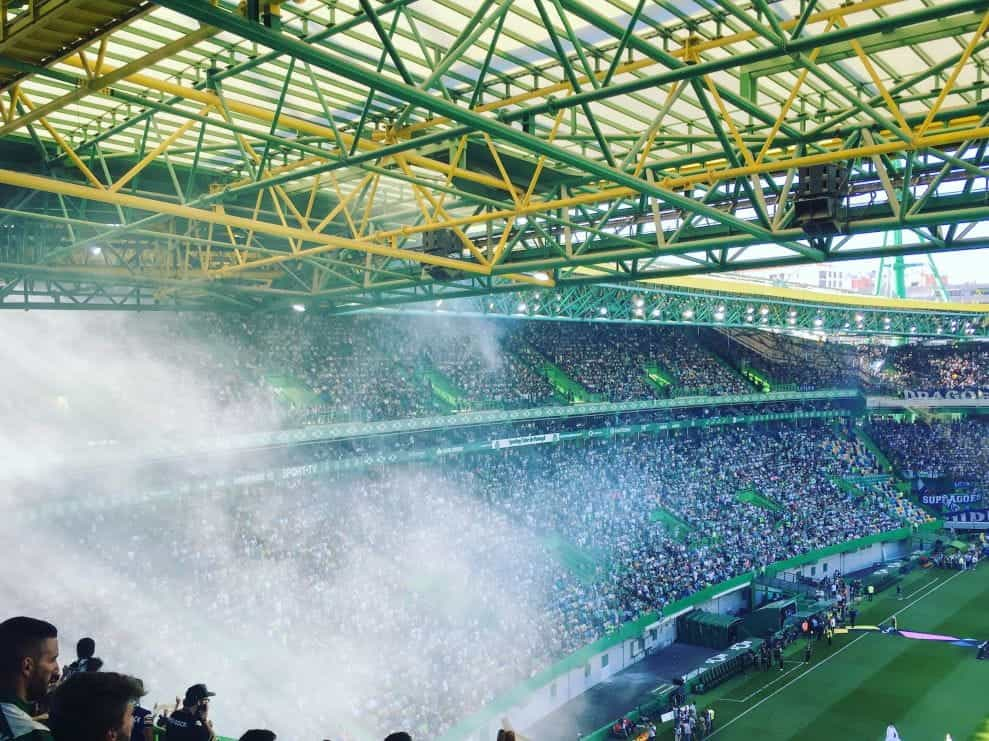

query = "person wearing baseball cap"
[161,685,215,741]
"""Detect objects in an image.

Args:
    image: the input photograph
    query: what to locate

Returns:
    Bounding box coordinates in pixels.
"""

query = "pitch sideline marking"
[720,662,805,703]
[709,569,966,737]
[722,579,942,704]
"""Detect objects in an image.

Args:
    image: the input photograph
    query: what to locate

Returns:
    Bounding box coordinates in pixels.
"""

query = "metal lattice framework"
[0,0,987,315]
[373,280,989,339]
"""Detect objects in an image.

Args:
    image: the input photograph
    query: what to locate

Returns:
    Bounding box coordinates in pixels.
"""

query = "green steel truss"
[365,281,989,339]
[0,0,985,323]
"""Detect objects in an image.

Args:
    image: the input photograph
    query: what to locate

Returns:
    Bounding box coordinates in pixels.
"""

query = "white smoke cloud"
[0,311,552,740]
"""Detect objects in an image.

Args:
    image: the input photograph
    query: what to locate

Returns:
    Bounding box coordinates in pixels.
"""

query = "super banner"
[920,493,983,510]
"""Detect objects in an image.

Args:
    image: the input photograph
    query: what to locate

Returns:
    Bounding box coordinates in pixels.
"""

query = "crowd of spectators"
[714,333,862,390]
[408,319,556,409]
[8,309,985,440]
[878,344,989,392]
[28,420,928,739]
[868,418,989,496]
[109,314,763,425]
[516,323,752,401]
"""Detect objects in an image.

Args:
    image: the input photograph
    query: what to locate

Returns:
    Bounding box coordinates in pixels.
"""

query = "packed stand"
[404,318,556,409]
[879,344,989,392]
[517,323,752,400]
[233,314,437,423]
[513,322,661,401]
[868,418,989,496]
[713,330,866,390]
[25,420,930,739]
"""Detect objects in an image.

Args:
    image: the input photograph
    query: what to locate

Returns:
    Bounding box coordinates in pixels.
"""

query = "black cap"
[184,684,216,705]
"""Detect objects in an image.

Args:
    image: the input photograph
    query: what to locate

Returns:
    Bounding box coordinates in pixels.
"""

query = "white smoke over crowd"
[1,311,551,740]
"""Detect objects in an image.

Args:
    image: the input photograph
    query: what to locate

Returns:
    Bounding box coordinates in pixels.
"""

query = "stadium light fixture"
[651,307,660,317]
[634,296,645,308]
[599,307,608,316]
[89,246,102,256]
[714,310,725,321]
[759,306,769,316]
[291,303,306,313]
[682,308,694,320]
[517,302,527,313]
[813,317,823,327]
[855,314,864,323]
[532,271,550,282]
[634,307,644,317]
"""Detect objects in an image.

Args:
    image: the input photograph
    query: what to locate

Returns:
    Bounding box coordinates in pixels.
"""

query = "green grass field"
[690,565,989,741]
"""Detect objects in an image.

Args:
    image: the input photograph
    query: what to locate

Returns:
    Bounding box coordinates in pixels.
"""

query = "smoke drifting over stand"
[1,312,552,739]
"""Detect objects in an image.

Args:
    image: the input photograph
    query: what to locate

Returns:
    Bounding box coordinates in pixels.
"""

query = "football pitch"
[696,564,989,741]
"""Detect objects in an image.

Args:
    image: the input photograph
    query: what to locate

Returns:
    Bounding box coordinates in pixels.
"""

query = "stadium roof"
[0,0,987,329]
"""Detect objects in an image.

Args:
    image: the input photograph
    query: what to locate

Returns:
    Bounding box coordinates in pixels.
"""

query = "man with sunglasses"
[161,685,215,741]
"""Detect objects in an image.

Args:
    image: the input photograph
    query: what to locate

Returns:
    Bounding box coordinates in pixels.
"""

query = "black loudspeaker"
[672,676,686,686]
[422,229,461,257]
[421,229,463,282]
[794,164,848,236]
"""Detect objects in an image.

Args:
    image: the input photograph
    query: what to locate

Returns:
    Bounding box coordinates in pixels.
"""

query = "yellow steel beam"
[503,272,556,287]
[649,275,989,314]
[362,119,989,243]
[843,20,909,136]
[756,18,838,164]
[49,45,986,234]
[0,167,491,277]
[385,0,909,143]
[53,51,985,243]
[524,109,567,205]
[58,58,516,195]
[0,24,217,137]
[918,10,989,136]
[110,105,212,193]
[19,91,105,189]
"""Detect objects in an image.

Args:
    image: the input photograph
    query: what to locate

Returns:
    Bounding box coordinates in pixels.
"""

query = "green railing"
[65,389,862,468]
[35,408,860,520]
